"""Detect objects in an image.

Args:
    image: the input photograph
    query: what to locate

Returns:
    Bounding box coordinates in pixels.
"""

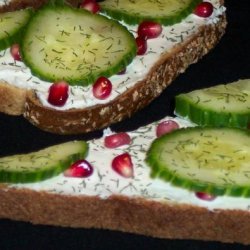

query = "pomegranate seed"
[195,192,216,201]
[92,76,112,99]
[64,159,94,178]
[10,44,21,61]
[156,120,179,137]
[135,36,147,55]
[48,81,69,106]
[104,132,131,148]
[112,153,134,178]
[194,2,213,18]
[80,0,100,13]
[138,21,162,39]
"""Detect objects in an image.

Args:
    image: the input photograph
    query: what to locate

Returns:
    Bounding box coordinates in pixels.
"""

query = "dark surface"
[0,0,249,249]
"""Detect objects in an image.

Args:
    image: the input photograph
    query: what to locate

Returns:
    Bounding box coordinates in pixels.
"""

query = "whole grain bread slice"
[1,188,250,245]
[0,0,226,134]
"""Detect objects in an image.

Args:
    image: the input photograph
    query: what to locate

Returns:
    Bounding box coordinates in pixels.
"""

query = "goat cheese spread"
[10,115,250,212]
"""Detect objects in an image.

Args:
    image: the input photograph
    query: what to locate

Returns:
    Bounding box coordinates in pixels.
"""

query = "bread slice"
[0,0,227,134]
[1,115,250,245]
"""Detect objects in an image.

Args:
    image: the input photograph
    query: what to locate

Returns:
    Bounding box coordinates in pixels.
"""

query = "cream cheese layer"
[10,116,250,212]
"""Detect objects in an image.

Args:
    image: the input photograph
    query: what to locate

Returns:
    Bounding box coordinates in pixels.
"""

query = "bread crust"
[0,81,26,115]
[23,14,227,134]
[1,186,250,245]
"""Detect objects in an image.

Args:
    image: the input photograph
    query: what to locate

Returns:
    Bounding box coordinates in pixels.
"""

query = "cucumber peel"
[175,79,250,129]
[100,0,202,25]
[146,127,250,197]
[0,140,88,183]
[0,8,33,51]
[21,5,136,85]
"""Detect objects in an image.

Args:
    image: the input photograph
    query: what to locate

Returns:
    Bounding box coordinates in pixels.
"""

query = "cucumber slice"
[100,0,202,25]
[0,141,88,183]
[21,5,136,85]
[175,79,250,129]
[0,8,32,51]
[146,127,250,197]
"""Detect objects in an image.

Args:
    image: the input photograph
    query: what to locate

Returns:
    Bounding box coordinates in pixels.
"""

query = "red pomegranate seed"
[48,81,69,106]
[112,153,134,178]
[137,21,162,39]
[104,132,131,148]
[195,192,216,201]
[156,120,179,137]
[92,76,112,99]
[64,159,94,178]
[135,36,147,55]
[194,2,213,18]
[10,44,21,61]
[80,0,100,13]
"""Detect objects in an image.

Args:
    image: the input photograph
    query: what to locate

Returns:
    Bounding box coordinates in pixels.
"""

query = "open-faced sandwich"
[0,0,226,134]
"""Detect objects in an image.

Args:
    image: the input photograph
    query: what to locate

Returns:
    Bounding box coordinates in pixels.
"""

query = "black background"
[0,0,249,249]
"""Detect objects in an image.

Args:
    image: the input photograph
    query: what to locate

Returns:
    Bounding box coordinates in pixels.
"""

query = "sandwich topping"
[9,116,250,212]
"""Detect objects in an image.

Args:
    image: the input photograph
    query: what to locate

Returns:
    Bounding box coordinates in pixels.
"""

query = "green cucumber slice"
[146,127,250,197]
[175,79,250,129]
[0,140,88,183]
[100,0,202,25]
[0,8,32,51]
[21,5,136,86]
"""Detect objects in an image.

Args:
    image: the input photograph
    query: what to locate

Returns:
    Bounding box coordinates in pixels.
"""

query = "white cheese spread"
[10,116,250,212]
